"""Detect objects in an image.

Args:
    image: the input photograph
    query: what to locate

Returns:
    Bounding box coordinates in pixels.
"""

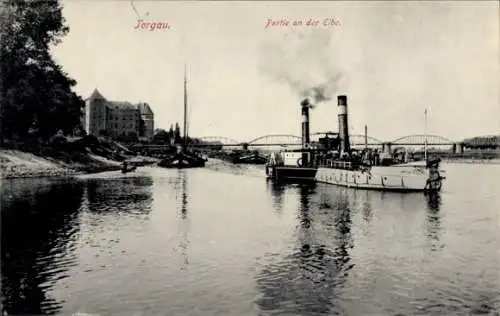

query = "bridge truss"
[195,133,458,148]
[197,136,240,145]
[248,134,302,146]
[349,134,383,148]
[390,134,455,146]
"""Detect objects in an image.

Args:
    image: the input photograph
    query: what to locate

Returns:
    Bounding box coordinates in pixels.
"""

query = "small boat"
[224,150,268,164]
[121,161,137,173]
[157,150,205,168]
[265,96,445,193]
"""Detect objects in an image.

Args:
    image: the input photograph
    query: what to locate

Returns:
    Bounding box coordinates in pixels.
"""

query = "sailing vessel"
[265,96,445,193]
[157,65,205,169]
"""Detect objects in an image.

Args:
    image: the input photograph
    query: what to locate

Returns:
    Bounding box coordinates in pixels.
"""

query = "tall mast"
[424,108,428,162]
[364,124,368,150]
[183,63,188,149]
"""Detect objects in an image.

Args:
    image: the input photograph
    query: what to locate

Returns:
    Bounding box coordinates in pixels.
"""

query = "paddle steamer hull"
[267,164,441,192]
[315,165,433,192]
[266,150,443,192]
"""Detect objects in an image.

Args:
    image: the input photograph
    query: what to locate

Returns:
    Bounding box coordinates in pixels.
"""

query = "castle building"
[82,89,154,141]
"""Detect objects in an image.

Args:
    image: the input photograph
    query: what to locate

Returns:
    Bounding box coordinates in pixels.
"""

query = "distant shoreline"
[443,158,500,165]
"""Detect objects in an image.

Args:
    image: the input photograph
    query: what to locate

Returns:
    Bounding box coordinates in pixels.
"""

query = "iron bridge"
[192,134,459,147]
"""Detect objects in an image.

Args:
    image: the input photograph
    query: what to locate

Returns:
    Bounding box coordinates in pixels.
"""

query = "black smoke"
[258,30,344,106]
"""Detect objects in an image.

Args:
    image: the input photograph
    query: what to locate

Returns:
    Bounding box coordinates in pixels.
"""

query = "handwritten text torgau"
[134,19,171,31]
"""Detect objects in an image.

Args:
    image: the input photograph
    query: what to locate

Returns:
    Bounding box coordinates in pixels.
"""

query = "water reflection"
[76,176,155,259]
[176,171,190,269]
[361,192,373,224]
[84,176,154,215]
[266,180,285,214]
[425,193,442,251]
[1,180,83,315]
[180,172,188,219]
[256,183,354,315]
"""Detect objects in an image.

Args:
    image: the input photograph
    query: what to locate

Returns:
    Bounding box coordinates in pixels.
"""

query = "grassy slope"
[0,138,126,178]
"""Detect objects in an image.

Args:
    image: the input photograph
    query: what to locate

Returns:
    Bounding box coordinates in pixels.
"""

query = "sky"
[51,1,499,142]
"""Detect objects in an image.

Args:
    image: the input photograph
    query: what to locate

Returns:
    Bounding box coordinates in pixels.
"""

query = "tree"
[168,124,174,140]
[174,122,181,144]
[154,128,167,135]
[152,128,169,144]
[0,0,85,143]
[0,3,15,146]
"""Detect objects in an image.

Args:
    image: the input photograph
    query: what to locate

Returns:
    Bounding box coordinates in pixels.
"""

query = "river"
[1,161,499,315]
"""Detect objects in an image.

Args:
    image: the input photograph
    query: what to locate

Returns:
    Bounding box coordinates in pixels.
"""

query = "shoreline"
[0,149,127,180]
[443,158,500,165]
[0,162,123,180]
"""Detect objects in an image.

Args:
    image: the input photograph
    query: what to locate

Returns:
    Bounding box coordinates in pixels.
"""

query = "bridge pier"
[382,142,392,155]
[453,142,464,154]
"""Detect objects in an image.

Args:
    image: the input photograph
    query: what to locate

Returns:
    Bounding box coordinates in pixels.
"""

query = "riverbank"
[0,149,123,180]
[0,135,163,180]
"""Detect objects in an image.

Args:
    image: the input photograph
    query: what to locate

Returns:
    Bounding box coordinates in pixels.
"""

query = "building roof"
[138,102,154,115]
[88,88,106,101]
[86,89,153,113]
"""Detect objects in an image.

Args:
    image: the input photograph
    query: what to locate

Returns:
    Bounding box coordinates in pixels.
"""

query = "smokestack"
[337,95,350,153]
[301,99,310,147]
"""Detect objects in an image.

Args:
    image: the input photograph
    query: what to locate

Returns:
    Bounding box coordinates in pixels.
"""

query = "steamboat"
[265,96,445,193]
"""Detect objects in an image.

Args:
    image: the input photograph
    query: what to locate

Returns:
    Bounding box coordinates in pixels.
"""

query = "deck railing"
[317,159,356,170]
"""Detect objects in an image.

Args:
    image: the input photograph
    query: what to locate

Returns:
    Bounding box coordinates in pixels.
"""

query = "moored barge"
[230,150,268,164]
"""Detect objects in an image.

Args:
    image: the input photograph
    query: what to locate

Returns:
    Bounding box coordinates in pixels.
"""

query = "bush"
[49,134,68,145]
[80,135,100,146]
